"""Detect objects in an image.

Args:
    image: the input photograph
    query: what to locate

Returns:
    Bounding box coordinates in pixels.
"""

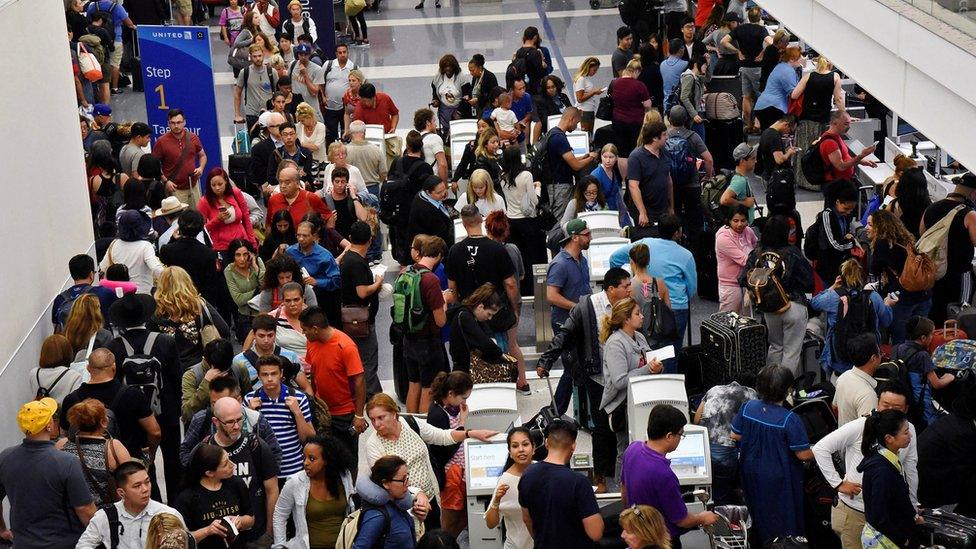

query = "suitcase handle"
[944,319,960,337]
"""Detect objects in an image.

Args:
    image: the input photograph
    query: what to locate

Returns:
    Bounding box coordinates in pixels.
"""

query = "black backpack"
[831,288,876,364]
[85,1,119,43]
[378,157,425,227]
[527,128,554,186]
[803,213,824,262]
[35,369,71,400]
[55,286,94,331]
[766,167,797,215]
[118,332,164,415]
[800,133,841,187]
[877,347,928,426]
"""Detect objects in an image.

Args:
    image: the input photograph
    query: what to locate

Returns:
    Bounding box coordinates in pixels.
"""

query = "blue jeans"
[710,445,740,505]
[551,319,575,415]
[664,308,690,374]
[890,293,932,344]
[692,118,705,142]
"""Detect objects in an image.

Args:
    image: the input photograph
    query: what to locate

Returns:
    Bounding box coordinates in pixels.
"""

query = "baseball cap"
[92,103,112,117]
[18,398,58,436]
[294,43,312,55]
[560,218,591,244]
[724,11,742,22]
[733,143,757,162]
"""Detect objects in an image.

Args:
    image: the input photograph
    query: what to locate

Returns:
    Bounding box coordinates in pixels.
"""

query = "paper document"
[645,345,676,363]
[370,263,389,278]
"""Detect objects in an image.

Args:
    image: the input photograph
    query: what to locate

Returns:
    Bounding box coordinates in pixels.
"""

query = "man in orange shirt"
[299,306,367,461]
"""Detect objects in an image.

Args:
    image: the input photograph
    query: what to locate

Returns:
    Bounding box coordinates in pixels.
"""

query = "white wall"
[0,0,94,446]
[760,0,976,171]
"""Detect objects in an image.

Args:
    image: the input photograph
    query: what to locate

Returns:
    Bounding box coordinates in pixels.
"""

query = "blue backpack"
[665,133,697,187]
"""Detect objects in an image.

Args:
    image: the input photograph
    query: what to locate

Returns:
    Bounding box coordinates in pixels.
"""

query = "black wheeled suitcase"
[228,153,253,196]
[700,312,767,389]
[693,229,719,301]
[914,509,976,548]
[524,377,579,461]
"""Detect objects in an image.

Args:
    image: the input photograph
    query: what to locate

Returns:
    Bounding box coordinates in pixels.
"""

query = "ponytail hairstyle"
[599,297,639,343]
[430,371,474,405]
[838,258,865,289]
[860,409,908,456]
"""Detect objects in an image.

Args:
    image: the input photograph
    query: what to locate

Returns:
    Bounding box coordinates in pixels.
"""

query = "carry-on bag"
[700,312,767,389]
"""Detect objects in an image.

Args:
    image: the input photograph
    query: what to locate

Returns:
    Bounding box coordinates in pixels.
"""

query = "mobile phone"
[301,267,311,279]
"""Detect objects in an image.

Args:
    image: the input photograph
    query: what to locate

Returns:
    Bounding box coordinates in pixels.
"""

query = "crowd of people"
[21,0,976,548]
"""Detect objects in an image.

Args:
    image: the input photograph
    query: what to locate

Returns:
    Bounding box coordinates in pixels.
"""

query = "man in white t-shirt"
[319,44,358,143]
[413,108,449,188]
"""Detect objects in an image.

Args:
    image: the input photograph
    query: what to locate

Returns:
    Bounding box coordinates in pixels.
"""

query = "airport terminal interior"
[6,0,976,547]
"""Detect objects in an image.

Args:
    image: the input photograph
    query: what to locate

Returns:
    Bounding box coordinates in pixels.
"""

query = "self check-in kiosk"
[464,438,509,549]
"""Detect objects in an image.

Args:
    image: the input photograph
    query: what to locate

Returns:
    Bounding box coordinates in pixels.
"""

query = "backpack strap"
[142,331,159,355]
[119,334,136,357]
[243,349,260,368]
[40,368,72,397]
[404,414,421,436]
[103,503,120,549]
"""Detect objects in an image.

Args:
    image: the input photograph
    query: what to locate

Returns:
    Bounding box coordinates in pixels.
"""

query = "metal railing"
[896,0,976,41]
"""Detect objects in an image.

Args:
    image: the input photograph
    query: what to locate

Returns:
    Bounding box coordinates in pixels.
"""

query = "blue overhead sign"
[138,26,222,180]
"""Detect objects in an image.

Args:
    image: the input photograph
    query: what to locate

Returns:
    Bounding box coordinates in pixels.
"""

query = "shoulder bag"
[455,311,517,383]
[341,305,371,338]
[595,80,614,120]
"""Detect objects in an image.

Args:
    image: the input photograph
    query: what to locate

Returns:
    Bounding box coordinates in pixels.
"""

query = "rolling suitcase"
[523,376,579,461]
[700,312,767,389]
[791,398,836,444]
[949,301,976,338]
[914,509,976,548]
[129,28,143,92]
[228,152,253,196]
[693,229,719,302]
[929,319,968,354]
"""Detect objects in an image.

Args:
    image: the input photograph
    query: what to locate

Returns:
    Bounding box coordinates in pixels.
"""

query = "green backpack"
[390,266,431,339]
[700,170,733,230]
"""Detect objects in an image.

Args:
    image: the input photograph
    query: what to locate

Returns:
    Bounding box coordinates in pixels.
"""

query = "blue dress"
[731,399,810,543]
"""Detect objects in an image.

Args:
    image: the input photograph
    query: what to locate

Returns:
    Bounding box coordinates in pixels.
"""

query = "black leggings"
[349,10,368,40]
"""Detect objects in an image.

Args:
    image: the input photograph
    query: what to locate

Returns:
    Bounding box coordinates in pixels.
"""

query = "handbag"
[74,435,121,505]
[788,94,804,117]
[340,305,371,338]
[345,0,366,15]
[456,313,518,383]
[595,81,614,120]
[199,302,221,348]
[77,43,103,82]
[642,279,678,346]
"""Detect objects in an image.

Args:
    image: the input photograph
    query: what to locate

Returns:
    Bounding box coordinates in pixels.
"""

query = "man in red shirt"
[818,110,876,200]
[300,306,366,461]
[353,83,399,133]
[265,164,332,229]
[152,108,207,209]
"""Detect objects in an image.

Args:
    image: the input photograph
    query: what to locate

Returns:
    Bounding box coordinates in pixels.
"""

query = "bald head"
[87,348,116,380]
[559,107,581,131]
[214,396,240,419]
[212,396,245,442]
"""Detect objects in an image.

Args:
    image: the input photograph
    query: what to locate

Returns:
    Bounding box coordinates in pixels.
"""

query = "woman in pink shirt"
[716,205,758,315]
[197,167,257,264]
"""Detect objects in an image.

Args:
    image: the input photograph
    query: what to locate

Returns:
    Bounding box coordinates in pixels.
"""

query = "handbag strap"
[166,133,192,184]
[74,436,115,504]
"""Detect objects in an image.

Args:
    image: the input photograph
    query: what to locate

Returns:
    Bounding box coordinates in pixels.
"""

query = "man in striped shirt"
[245,355,315,478]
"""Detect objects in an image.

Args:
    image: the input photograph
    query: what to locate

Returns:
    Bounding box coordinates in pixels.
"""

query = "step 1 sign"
[137,26,221,191]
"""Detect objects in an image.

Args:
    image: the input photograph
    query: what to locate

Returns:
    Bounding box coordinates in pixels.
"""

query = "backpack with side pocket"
[527,128,554,187]
[875,349,928,425]
[665,131,697,188]
[118,332,164,415]
[746,250,792,314]
[700,171,732,230]
[390,266,431,341]
[915,203,967,281]
[803,213,824,262]
[336,502,392,549]
[831,288,877,365]
[766,167,797,215]
[378,157,425,227]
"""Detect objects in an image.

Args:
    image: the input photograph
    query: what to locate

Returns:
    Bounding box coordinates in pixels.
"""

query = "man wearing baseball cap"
[720,142,759,222]
[0,399,96,547]
[287,43,325,120]
[921,172,976,325]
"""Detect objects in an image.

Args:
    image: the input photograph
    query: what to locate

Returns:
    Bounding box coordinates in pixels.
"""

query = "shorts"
[100,60,112,84]
[175,0,193,15]
[404,336,447,386]
[739,66,762,98]
[580,111,595,126]
[109,41,123,68]
[439,463,466,511]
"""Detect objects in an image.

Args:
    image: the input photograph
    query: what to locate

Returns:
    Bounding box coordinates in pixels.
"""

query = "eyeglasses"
[218,417,244,426]
[669,431,686,439]
[390,475,409,484]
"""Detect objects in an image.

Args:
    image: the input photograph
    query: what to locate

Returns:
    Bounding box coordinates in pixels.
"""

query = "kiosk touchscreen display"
[667,431,708,480]
[467,441,510,491]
